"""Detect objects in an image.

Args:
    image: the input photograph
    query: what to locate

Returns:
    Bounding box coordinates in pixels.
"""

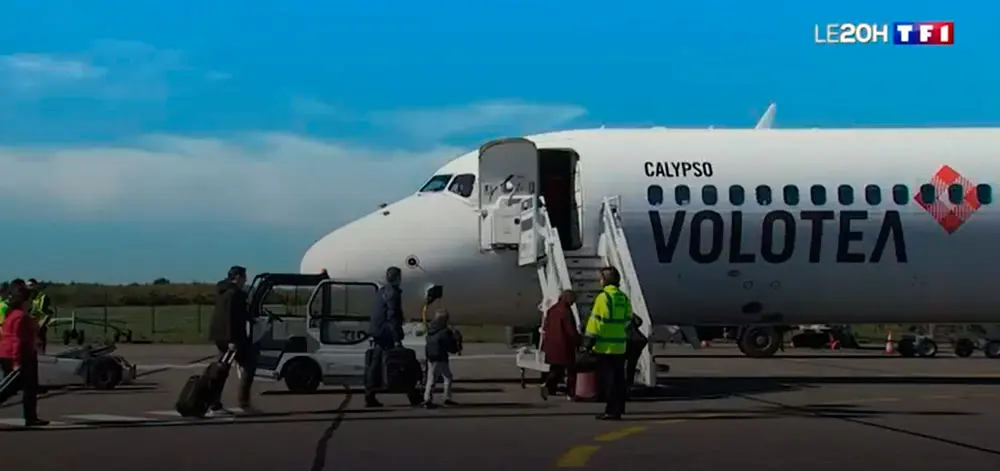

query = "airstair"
[476,138,659,388]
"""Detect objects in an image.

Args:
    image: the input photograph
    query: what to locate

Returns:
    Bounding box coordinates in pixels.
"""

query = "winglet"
[754,102,776,129]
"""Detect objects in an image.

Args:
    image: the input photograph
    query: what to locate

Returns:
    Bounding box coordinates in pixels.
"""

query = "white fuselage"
[301,128,1000,327]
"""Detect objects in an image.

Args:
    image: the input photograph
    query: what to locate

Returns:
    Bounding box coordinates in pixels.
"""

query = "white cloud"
[294,98,587,141]
[371,100,587,140]
[0,40,229,100]
[0,54,106,90]
[0,133,461,227]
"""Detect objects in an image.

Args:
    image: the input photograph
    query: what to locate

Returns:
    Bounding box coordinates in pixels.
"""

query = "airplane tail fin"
[754,102,776,129]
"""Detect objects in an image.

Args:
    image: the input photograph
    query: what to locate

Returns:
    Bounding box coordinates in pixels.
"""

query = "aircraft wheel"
[916,339,937,358]
[985,341,1000,359]
[897,338,917,357]
[739,326,781,358]
[282,358,322,394]
[954,338,975,358]
[88,357,123,390]
[62,330,72,345]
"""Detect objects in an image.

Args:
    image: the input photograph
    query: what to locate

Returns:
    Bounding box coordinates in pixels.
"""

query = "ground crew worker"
[26,279,54,354]
[584,266,631,421]
[0,282,9,326]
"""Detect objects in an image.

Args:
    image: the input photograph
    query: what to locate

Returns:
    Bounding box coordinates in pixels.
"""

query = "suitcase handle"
[219,350,237,366]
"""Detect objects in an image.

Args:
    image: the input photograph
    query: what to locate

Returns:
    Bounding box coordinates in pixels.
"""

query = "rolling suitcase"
[175,350,236,417]
[365,345,423,405]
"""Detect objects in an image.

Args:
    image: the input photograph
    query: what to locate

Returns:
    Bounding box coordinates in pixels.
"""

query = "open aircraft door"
[477,138,540,254]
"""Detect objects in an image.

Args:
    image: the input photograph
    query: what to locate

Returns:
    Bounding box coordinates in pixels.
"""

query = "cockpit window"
[419,174,453,192]
[448,174,476,198]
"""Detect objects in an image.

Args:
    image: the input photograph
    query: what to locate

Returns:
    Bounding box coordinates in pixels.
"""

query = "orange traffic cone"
[884,332,895,354]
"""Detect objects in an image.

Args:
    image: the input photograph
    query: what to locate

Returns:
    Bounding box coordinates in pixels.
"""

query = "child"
[423,310,461,408]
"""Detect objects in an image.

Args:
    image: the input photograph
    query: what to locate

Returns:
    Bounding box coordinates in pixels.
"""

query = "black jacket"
[425,322,460,362]
[369,285,404,347]
[209,280,250,345]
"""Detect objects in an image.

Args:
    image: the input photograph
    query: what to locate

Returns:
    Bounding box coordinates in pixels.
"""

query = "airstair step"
[564,256,605,270]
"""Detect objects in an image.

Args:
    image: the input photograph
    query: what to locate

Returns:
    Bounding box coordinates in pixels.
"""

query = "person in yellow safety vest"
[26,279,54,353]
[0,281,9,327]
[583,266,631,421]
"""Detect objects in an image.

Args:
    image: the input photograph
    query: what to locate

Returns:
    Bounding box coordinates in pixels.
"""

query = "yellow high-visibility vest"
[585,285,631,355]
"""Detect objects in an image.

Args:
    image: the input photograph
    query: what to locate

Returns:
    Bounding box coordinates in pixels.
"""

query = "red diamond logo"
[914,165,981,235]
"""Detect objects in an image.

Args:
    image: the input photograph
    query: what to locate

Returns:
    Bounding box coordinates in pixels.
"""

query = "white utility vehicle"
[245,272,428,398]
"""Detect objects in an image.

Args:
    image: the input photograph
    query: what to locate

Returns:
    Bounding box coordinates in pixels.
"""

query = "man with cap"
[364,266,406,407]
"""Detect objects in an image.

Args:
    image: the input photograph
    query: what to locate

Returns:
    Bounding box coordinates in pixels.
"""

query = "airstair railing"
[531,197,581,364]
[599,196,655,387]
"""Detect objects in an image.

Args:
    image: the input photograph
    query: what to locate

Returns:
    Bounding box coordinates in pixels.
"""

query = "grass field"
[46,305,510,345]
[44,305,964,346]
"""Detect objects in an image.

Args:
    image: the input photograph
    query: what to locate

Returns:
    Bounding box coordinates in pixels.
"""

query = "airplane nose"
[299,207,409,284]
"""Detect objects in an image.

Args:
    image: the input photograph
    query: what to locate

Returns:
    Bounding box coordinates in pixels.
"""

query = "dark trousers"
[364,343,387,401]
[625,351,641,390]
[212,341,257,408]
[595,354,627,417]
[0,357,39,421]
[544,364,577,396]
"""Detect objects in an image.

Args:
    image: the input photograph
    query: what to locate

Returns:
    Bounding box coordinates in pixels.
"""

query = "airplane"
[299,121,1000,372]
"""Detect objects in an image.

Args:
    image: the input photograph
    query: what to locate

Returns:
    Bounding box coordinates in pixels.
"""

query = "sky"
[0,0,995,283]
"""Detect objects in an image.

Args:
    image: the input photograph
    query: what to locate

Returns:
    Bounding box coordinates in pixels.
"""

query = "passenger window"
[864,185,881,205]
[892,184,909,205]
[419,174,453,192]
[675,185,691,205]
[702,185,718,205]
[919,184,936,205]
[447,174,476,198]
[755,185,772,205]
[728,185,745,206]
[977,184,992,204]
[837,185,854,205]
[783,185,799,205]
[947,184,964,205]
[647,185,664,206]
[810,185,827,205]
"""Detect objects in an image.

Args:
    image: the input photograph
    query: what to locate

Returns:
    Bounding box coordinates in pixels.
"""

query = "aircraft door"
[306,280,381,346]
[518,196,541,266]
[478,138,540,248]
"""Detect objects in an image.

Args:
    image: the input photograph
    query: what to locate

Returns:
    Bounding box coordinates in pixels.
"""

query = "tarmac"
[2,342,1000,470]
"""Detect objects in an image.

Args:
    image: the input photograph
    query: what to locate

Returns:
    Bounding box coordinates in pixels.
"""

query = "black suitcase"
[365,346,423,405]
[175,350,236,417]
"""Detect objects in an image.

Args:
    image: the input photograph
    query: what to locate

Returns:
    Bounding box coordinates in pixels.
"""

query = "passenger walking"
[584,267,631,420]
[0,282,48,426]
[365,266,405,407]
[422,310,461,408]
[624,314,649,396]
[540,290,581,400]
[207,265,260,416]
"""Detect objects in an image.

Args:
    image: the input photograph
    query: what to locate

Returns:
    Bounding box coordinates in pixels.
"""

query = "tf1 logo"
[814,22,954,45]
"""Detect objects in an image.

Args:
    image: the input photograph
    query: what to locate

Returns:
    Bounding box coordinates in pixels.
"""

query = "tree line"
[30,279,312,307]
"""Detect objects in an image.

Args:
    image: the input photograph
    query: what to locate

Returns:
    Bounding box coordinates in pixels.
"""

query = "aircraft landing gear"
[954,338,976,358]
[737,326,781,358]
[985,340,1000,359]
[898,336,937,358]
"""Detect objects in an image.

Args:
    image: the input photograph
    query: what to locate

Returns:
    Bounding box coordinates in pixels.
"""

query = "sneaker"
[422,401,439,409]
[540,386,549,401]
[443,399,458,406]
[206,408,235,418]
[238,405,263,416]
